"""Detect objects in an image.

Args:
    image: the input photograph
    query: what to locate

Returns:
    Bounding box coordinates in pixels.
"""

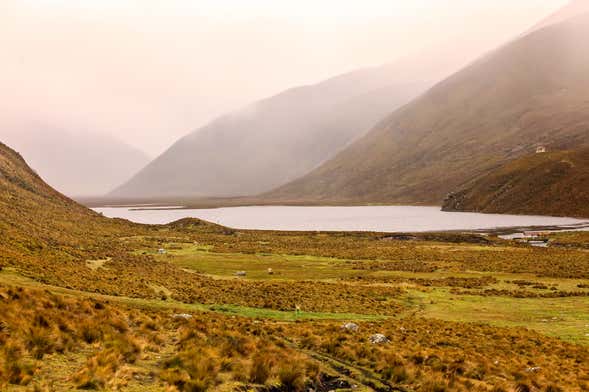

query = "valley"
[3,2,589,391]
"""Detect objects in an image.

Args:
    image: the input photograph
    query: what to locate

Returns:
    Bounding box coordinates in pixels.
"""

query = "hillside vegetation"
[2,139,589,391]
[443,148,589,217]
[268,13,589,206]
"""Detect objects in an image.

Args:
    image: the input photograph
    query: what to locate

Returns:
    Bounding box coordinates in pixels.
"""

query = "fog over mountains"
[112,1,589,202]
[3,1,584,203]
[527,0,589,32]
[268,11,589,205]
[110,40,502,199]
[0,129,149,197]
[111,73,427,198]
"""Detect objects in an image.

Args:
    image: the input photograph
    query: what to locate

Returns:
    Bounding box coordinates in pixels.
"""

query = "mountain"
[267,13,589,205]
[0,128,150,197]
[0,140,103,265]
[442,148,589,218]
[110,72,430,199]
[0,139,217,300]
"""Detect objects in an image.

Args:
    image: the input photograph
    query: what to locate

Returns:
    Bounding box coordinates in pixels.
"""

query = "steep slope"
[0,129,150,197]
[0,140,125,262]
[0,140,229,301]
[111,73,428,198]
[268,13,589,205]
[442,149,589,218]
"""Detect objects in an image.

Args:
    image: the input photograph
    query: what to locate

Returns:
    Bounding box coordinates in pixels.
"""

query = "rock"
[526,367,541,373]
[267,268,274,275]
[235,271,247,277]
[342,322,359,332]
[173,313,192,320]
[369,333,389,344]
[158,248,166,254]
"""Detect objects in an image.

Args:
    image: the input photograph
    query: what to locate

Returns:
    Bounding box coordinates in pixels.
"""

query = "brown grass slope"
[442,148,589,217]
[0,141,156,263]
[267,13,589,205]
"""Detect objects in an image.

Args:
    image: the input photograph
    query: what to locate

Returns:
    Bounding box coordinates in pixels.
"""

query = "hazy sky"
[0,0,568,156]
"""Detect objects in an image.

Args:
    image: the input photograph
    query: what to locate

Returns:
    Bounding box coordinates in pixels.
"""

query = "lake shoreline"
[94,205,588,235]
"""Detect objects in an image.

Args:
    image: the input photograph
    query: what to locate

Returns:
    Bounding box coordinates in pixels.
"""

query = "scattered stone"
[342,322,359,332]
[235,271,247,277]
[369,333,389,344]
[173,313,192,320]
[526,367,541,373]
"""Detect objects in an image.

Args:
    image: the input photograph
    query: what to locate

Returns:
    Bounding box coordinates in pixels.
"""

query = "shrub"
[249,353,273,384]
[278,361,306,392]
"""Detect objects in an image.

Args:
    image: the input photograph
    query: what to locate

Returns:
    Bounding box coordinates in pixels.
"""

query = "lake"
[93,205,587,233]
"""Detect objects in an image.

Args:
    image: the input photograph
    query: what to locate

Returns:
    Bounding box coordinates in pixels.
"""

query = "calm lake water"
[93,206,586,233]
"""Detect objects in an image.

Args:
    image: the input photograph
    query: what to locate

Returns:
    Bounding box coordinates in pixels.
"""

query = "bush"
[278,361,306,392]
[249,353,273,384]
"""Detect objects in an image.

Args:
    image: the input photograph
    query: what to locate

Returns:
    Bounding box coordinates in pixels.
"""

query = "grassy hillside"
[443,148,589,217]
[268,13,589,205]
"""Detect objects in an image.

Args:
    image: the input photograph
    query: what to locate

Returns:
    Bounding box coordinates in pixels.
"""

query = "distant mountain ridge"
[111,38,492,200]
[110,71,430,198]
[0,129,150,197]
[267,12,589,206]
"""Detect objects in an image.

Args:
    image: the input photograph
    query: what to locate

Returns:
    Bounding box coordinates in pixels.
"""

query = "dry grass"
[3,141,589,390]
[2,285,589,391]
